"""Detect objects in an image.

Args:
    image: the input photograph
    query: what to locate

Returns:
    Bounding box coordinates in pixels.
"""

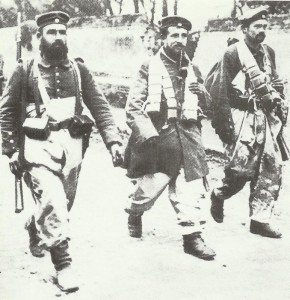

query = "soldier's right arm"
[207,45,241,144]
[0,63,23,157]
[125,62,159,146]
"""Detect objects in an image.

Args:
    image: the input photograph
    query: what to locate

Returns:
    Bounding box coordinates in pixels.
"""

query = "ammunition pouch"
[22,116,50,140]
[68,115,94,138]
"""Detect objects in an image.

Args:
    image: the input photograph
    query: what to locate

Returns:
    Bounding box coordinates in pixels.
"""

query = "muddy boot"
[50,240,79,293]
[250,220,282,239]
[25,217,45,258]
[183,233,216,260]
[210,192,224,223]
[128,214,142,238]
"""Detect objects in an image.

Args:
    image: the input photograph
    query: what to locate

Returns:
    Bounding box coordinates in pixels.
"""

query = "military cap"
[239,6,268,27]
[35,11,70,28]
[160,16,192,32]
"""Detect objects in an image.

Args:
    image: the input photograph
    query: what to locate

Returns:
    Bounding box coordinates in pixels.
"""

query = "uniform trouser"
[212,141,281,223]
[23,129,83,250]
[126,169,207,235]
[24,164,81,250]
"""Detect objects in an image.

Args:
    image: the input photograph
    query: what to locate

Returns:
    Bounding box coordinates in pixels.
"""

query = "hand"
[9,151,23,178]
[110,143,123,167]
[188,82,205,95]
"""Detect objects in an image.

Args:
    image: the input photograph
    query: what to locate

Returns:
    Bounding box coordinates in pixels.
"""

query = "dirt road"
[0,109,290,300]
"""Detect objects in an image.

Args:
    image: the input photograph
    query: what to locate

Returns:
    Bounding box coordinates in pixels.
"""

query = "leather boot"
[250,220,282,239]
[50,240,79,292]
[210,192,224,223]
[183,233,216,260]
[128,214,142,238]
[25,217,45,258]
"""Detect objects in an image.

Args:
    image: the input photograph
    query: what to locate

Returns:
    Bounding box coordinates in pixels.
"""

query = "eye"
[47,29,57,35]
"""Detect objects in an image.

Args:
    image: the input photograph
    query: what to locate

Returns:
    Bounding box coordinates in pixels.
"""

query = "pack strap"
[32,58,83,115]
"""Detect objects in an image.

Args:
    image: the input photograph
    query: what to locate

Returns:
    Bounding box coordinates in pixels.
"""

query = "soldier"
[123,16,215,260]
[205,7,288,238]
[0,11,122,292]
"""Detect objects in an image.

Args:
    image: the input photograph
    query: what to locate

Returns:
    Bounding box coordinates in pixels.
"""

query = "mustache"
[257,32,266,37]
[173,43,185,48]
[256,32,266,40]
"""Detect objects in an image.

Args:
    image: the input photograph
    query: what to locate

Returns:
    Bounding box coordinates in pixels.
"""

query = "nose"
[177,35,184,43]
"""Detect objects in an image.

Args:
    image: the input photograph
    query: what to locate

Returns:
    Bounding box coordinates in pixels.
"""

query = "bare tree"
[150,0,156,24]
[162,0,168,17]
[105,0,114,15]
[119,0,124,14]
[174,0,178,15]
[133,0,139,13]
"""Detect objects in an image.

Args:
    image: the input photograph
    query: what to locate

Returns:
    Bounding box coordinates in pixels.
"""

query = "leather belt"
[49,118,72,131]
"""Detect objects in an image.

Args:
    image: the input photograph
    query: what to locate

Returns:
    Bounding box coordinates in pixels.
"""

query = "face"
[164,26,188,54]
[38,23,68,60]
[244,19,268,44]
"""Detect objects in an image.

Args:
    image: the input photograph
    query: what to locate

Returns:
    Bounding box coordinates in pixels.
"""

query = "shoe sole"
[58,285,79,293]
[184,249,216,261]
[129,232,142,238]
[31,252,45,258]
[250,230,282,239]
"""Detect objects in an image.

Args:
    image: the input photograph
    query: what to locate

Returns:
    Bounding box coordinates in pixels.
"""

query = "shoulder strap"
[70,59,83,115]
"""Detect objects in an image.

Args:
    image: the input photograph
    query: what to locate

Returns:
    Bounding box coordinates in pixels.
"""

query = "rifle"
[13,10,25,213]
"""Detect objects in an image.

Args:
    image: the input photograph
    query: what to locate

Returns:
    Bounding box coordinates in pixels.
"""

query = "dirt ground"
[0,108,290,300]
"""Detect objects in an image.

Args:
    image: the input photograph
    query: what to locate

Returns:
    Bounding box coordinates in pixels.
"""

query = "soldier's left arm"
[77,62,122,148]
[265,45,285,96]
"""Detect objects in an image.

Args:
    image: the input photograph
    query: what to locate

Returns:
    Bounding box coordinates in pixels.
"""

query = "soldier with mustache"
[123,16,215,260]
[0,11,122,292]
[205,7,288,238]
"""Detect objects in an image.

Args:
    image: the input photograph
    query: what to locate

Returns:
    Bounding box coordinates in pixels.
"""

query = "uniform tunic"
[124,48,211,234]
[0,56,121,248]
[206,42,286,222]
[124,50,210,182]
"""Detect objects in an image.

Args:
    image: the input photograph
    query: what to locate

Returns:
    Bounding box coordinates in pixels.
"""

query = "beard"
[255,32,266,43]
[39,38,68,60]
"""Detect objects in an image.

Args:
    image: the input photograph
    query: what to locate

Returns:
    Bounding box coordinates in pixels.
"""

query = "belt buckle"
[49,121,60,131]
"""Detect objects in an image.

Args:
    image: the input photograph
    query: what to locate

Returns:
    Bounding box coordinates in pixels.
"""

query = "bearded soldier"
[0,11,122,292]
[123,16,215,260]
[206,7,288,238]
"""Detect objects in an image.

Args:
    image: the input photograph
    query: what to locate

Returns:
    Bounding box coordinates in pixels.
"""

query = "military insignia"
[55,18,60,23]
[177,23,182,27]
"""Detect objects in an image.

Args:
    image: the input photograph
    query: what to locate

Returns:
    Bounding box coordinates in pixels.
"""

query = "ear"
[36,32,41,40]
[242,26,248,34]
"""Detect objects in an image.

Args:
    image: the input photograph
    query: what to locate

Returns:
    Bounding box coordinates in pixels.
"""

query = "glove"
[110,143,123,167]
[9,151,23,179]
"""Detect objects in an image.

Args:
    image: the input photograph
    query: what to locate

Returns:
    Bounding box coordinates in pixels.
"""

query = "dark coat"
[205,42,278,143]
[0,57,121,156]
[124,50,210,182]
